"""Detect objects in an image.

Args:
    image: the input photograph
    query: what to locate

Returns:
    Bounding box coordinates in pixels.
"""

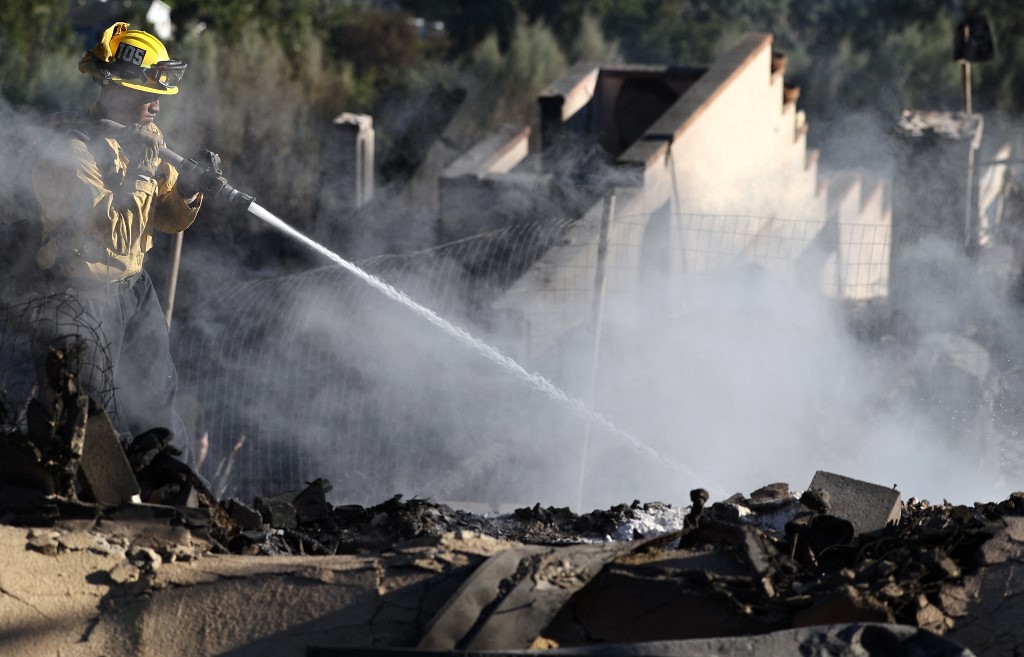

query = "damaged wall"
[0,523,505,657]
[485,33,889,363]
[170,32,973,509]
[5,472,1024,657]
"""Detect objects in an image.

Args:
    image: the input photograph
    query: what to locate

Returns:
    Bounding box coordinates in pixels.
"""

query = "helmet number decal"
[115,42,146,66]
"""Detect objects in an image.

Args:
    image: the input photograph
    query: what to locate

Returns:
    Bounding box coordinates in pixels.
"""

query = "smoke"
[179,190,1021,513]
[585,250,1014,506]
[167,86,1024,511]
[6,24,1024,514]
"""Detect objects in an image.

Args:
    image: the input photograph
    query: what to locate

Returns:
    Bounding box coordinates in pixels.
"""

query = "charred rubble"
[3,348,1024,656]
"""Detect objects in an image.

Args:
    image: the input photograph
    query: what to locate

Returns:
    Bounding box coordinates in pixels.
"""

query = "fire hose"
[98,119,256,214]
[155,144,256,214]
[98,120,255,326]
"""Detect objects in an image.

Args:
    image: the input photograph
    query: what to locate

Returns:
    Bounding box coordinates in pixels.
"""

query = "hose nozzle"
[98,119,255,214]
[176,154,254,214]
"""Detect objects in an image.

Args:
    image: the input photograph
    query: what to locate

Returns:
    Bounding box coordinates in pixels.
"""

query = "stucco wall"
[491,33,892,361]
[618,34,828,282]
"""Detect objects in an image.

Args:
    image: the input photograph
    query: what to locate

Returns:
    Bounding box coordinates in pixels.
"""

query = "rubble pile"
[4,349,1024,655]
[223,492,693,554]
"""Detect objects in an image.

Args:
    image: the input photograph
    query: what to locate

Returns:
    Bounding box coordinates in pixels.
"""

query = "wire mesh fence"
[4,209,1017,507]
[176,219,615,507]
[0,293,116,432]
[673,213,890,300]
[171,209,929,508]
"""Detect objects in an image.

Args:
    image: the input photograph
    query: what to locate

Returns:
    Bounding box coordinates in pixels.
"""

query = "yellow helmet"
[79,22,186,96]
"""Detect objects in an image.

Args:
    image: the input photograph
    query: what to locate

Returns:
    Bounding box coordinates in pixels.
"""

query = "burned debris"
[1,346,222,548]
[2,349,1024,656]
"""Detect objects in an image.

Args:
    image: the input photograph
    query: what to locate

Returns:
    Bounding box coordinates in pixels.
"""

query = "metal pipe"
[164,231,184,329]
[962,61,972,116]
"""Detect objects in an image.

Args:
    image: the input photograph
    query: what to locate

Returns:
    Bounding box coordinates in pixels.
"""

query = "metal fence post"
[164,232,184,330]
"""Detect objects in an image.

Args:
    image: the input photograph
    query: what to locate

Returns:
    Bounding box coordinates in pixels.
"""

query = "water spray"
[108,121,701,487]
[246,203,693,478]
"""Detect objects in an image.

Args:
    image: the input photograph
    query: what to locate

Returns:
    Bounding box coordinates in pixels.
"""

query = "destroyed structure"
[172,33,1012,505]
[180,34,891,503]
[3,30,1024,657]
[4,400,1024,657]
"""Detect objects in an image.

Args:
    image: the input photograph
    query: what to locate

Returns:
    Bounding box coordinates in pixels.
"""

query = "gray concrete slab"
[807,471,901,536]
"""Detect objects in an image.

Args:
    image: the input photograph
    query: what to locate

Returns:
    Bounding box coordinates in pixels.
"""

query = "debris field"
[2,349,1024,656]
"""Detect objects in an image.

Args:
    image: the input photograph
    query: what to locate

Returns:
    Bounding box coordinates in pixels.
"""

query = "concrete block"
[78,407,140,506]
[293,478,333,524]
[228,499,264,531]
[807,471,901,536]
[255,496,298,529]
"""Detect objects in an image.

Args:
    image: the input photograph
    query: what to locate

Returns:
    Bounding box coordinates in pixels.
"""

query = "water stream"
[247,202,695,477]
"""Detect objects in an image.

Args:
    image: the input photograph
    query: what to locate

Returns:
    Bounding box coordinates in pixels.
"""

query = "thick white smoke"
[6,33,1022,512]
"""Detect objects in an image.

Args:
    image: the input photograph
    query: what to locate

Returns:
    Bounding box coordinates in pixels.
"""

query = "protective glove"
[177,149,228,200]
[122,122,163,178]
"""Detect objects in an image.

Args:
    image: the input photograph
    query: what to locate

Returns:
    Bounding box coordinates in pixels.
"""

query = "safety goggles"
[141,60,187,90]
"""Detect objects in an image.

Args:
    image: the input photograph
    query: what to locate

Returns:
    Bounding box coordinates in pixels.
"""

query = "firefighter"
[28,23,218,464]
